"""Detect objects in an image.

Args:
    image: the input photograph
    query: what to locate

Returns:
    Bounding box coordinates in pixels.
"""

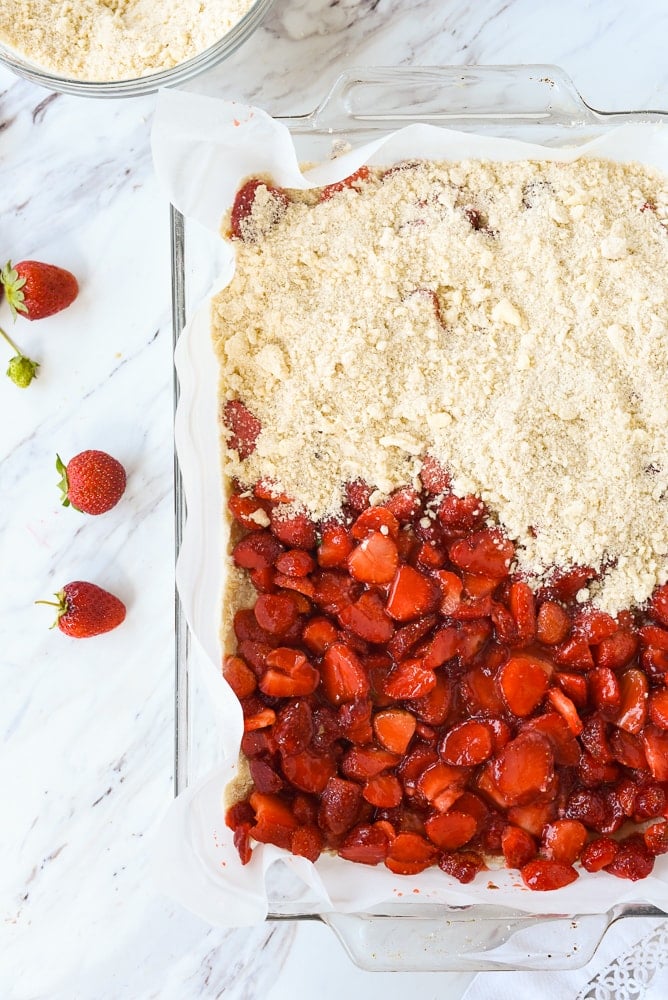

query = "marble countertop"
[3,2,668,997]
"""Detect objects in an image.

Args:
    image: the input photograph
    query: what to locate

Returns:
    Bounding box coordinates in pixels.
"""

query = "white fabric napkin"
[462,918,668,999]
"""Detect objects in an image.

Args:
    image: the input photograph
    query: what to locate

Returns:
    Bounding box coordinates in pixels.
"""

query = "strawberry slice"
[228,493,270,532]
[616,669,649,733]
[348,532,399,584]
[302,616,339,655]
[282,749,337,794]
[501,825,537,868]
[254,593,299,636]
[321,642,369,705]
[546,687,583,735]
[385,832,437,875]
[541,820,587,865]
[260,648,319,697]
[485,733,554,807]
[363,774,403,808]
[423,623,459,668]
[536,600,571,645]
[318,522,354,567]
[339,823,392,865]
[439,720,494,766]
[320,166,370,201]
[448,528,514,579]
[650,584,668,628]
[553,671,588,707]
[351,507,400,541]
[438,850,486,883]
[342,746,401,781]
[223,399,262,459]
[508,581,536,643]
[383,658,436,699]
[416,761,468,812]
[521,858,578,891]
[409,674,452,725]
[222,655,257,699]
[384,486,422,522]
[387,615,437,662]
[523,712,580,766]
[249,791,298,850]
[270,508,317,549]
[499,655,551,716]
[595,630,638,671]
[318,777,363,835]
[424,810,477,849]
[506,800,557,839]
[420,455,451,494]
[373,708,417,754]
[386,565,439,621]
[338,591,394,643]
[588,666,621,713]
[232,531,284,571]
[642,725,668,781]
[649,689,668,729]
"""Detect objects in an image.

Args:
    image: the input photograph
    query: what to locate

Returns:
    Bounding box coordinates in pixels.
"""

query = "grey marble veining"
[2,1,668,997]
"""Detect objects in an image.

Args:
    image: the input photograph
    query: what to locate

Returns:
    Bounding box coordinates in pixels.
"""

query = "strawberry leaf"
[55,454,71,507]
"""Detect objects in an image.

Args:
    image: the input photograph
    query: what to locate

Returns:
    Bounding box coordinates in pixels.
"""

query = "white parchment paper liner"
[152,88,668,926]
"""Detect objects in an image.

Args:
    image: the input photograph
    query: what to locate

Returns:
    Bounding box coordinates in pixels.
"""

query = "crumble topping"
[0,0,254,81]
[211,158,668,615]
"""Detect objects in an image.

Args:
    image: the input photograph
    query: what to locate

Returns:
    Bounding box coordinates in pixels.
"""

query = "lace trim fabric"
[577,921,668,1000]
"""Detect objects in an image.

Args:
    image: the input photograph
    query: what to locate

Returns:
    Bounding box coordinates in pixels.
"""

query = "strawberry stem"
[0,324,39,387]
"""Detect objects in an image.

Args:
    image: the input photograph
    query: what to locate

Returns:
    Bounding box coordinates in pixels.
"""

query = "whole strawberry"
[57,450,126,515]
[1,259,79,320]
[38,581,126,638]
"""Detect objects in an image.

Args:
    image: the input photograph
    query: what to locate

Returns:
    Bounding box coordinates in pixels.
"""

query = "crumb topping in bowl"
[0,0,256,81]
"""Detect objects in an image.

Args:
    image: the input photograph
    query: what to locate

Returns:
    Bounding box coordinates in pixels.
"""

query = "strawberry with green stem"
[0,324,39,388]
[1,259,79,320]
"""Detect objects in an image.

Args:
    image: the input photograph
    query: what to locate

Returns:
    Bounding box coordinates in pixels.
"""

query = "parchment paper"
[151,88,668,926]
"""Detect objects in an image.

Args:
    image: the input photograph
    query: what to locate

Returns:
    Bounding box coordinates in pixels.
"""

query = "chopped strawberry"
[486,733,554,808]
[222,655,257,699]
[554,636,594,671]
[321,642,370,705]
[436,493,485,532]
[274,700,313,755]
[291,825,323,862]
[541,820,587,865]
[260,648,319,697]
[506,801,557,839]
[254,593,299,636]
[448,529,514,579]
[409,675,452,726]
[248,791,298,850]
[282,749,337,794]
[373,708,417,755]
[385,832,437,875]
[338,591,394,643]
[270,508,317,549]
[439,720,494,766]
[604,834,655,881]
[416,761,468,812]
[313,571,360,614]
[499,655,551,716]
[351,507,400,541]
[573,608,618,643]
[595,629,638,671]
[348,531,399,584]
[275,549,315,577]
[523,712,580,766]
[649,689,668,729]
[616,668,649,733]
[536,600,571,645]
[317,522,354,567]
[581,837,619,872]
[386,565,439,621]
[384,486,422,522]
[318,776,363,835]
[302,616,339,655]
[229,179,288,240]
[644,821,668,856]
[501,825,537,869]
[339,823,392,865]
[232,531,284,570]
[342,746,401,782]
[419,455,451,494]
[546,687,583,735]
[424,810,477,849]
[387,615,437,662]
[650,584,668,628]
[223,399,262,459]
[228,493,270,531]
[588,666,621,712]
[363,774,403,808]
[508,581,537,643]
[553,671,588,707]
[438,850,486,883]
[320,166,371,201]
[383,658,437,700]
[642,725,668,781]
[521,858,578,891]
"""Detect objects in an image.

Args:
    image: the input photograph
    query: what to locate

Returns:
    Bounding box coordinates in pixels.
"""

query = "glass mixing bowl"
[0,0,275,98]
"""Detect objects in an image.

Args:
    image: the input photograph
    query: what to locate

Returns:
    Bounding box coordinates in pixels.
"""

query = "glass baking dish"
[170,64,668,971]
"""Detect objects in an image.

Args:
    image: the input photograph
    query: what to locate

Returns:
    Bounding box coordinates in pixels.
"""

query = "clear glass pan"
[170,65,668,971]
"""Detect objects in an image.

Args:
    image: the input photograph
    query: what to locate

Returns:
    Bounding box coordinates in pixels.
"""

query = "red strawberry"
[229,179,289,241]
[39,580,126,638]
[1,259,78,320]
[386,565,439,621]
[223,399,261,459]
[56,450,126,515]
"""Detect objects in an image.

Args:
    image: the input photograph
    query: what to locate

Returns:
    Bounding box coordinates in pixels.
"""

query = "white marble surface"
[3,1,668,997]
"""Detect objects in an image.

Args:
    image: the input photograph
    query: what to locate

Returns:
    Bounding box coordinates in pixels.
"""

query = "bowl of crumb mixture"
[0,0,275,97]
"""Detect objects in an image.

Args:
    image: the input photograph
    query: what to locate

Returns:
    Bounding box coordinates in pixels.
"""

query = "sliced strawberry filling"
[223,473,668,889]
